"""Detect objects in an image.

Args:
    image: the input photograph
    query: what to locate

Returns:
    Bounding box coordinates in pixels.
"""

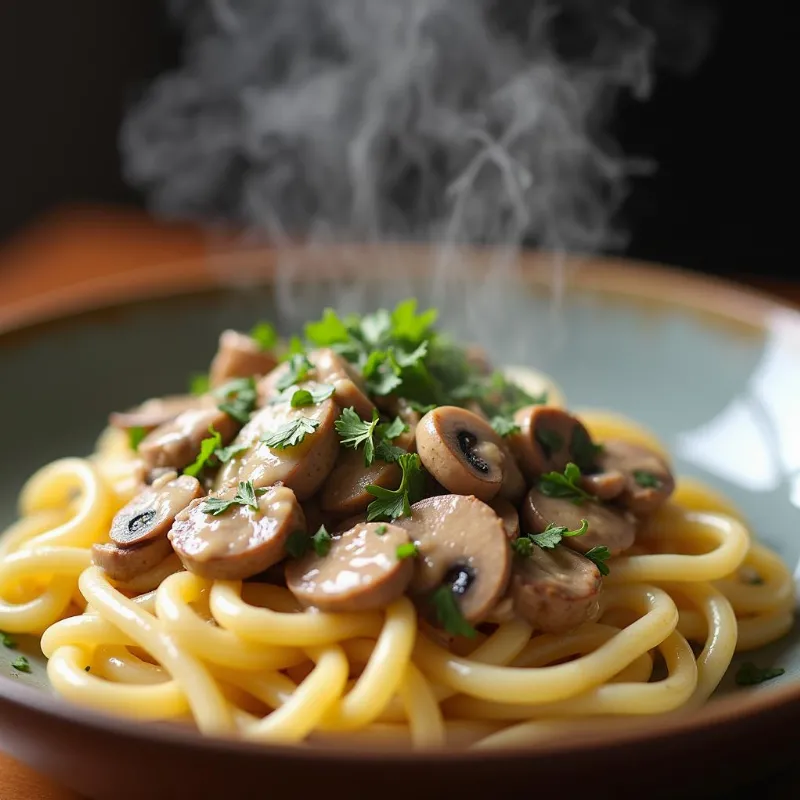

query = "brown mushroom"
[521,487,635,556]
[311,348,375,421]
[169,485,306,580]
[415,406,509,502]
[138,407,239,471]
[488,497,520,541]
[580,470,626,501]
[214,385,339,500]
[509,406,599,481]
[285,522,414,612]
[91,538,174,584]
[109,473,203,549]
[319,448,402,518]
[208,329,278,388]
[393,495,510,624]
[511,546,602,633]
[109,394,212,432]
[595,440,675,515]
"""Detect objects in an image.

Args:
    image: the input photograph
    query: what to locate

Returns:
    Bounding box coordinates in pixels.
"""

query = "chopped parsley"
[201,481,267,516]
[365,453,425,522]
[214,442,249,463]
[190,373,210,396]
[285,530,310,559]
[250,321,278,351]
[531,519,590,549]
[633,469,661,488]
[539,463,596,505]
[510,537,534,558]
[490,416,520,438]
[305,308,352,347]
[215,377,258,424]
[375,524,388,535]
[127,426,147,451]
[570,427,603,471]
[276,353,314,391]
[183,426,223,477]
[335,407,407,466]
[11,656,31,673]
[735,662,785,686]
[312,525,333,557]
[396,542,419,560]
[584,545,611,576]
[260,417,320,450]
[430,585,476,638]
[535,427,564,459]
[0,630,16,649]
[289,384,335,408]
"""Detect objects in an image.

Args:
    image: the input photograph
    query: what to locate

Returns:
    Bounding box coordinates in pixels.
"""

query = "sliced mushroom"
[209,329,278,388]
[580,470,626,501]
[522,487,635,556]
[169,485,306,580]
[138,407,239,471]
[373,396,422,441]
[109,394,212,432]
[214,385,339,500]
[319,448,402,518]
[285,522,414,612]
[509,406,599,481]
[311,348,375,421]
[91,538,174,584]
[109,473,203,549]
[393,495,510,624]
[415,406,508,502]
[511,546,602,634]
[595,440,675,515]
[488,497,520,541]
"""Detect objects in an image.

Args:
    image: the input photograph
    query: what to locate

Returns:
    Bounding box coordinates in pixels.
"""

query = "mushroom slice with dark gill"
[415,406,509,502]
[596,440,676,515]
[138,407,239,472]
[169,485,306,580]
[208,329,278,388]
[285,522,414,613]
[214,383,339,500]
[522,488,636,557]
[393,494,510,624]
[511,546,602,634]
[509,406,599,481]
[109,394,212,433]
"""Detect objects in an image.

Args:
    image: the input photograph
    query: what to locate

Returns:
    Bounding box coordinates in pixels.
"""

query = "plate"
[0,249,799,800]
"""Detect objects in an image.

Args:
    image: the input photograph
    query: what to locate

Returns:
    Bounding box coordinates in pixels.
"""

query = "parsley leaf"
[128,426,147,451]
[214,442,249,463]
[215,377,258,424]
[396,542,419,560]
[183,426,223,477]
[380,417,408,440]
[335,407,380,464]
[201,480,267,516]
[276,353,314,392]
[190,373,210,396]
[360,309,393,347]
[530,519,590,549]
[633,469,661,488]
[283,335,305,359]
[11,656,31,673]
[312,525,333,557]
[366,453,425,522]
[375,524,388,535]
[430,585,476,638]
[289,384,335,408]
[0,630,16,649]
[305,308,351,347]
[539,463,596,504]
[391,299,438,344]
[250,321,279,351]
[570,426,603,471]
[470,371,547,418]
[285,530,310,559]
[584,545,611,576]
[260,417,320,449]
[490,416,520,437]
[735,662,785,686]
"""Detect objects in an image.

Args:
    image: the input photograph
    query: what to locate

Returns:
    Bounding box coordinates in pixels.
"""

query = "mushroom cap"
[488,497,520,541]
[511,546,602,634]
[109,394,213,432]
[169,485,306,580]
[209,329,278,389]
[319,447,402,517]
[393,494,511,623]
[285,522,414,613]
[215,386,340,501]
[580,470,626,501]
[92,538,174,584]
[415,406,506,502]
[522,487,636,556]
[109,473,202,549]
[509,406,598,480]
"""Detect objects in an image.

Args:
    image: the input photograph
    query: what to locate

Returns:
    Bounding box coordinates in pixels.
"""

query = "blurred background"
[0,0,794,305]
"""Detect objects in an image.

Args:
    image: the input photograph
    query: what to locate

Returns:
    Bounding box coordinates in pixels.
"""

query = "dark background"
[0,1,793,280]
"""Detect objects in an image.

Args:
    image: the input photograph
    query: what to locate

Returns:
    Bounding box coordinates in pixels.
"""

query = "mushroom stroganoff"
[0,300,794,749]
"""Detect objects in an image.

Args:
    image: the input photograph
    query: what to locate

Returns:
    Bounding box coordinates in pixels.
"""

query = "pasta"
[0,301,794,751]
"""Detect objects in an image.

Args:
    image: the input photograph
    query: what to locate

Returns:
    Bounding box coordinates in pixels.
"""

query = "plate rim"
[0,248,798,762]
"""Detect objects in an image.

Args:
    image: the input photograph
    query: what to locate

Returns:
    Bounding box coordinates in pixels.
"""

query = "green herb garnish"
[633,469,661,488]
[183,426,223,477]
[530,519,590,549]
[334,407,407,466]
[311,525,333,557]
[305,308,352,347]
[190,373,210,396]
[214,442,249,463]
[260,417,320,450]
[215,376,258,424]
[510,537,534,558]
[375,524,388,535]
[0,631,16,649]
[430,585,476,638]
[276,353,314,392]
[539,463,596,505]
[735,662,785,686]
[584,545,611,576]
[366,453,425,522]
[490,416,520,437]
[128,426,147,451]
[250,321,279,351]
[289,384,335,408]
[396,542,419,560]
[201,481,267,516]
[11,656,31,673]
[570,426,604,471]
[285,530,310,559]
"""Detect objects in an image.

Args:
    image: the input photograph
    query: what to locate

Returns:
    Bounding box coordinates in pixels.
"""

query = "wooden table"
[0,205,797,800]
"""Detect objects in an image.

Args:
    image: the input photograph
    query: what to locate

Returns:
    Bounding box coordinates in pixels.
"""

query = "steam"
[120,0,713,356]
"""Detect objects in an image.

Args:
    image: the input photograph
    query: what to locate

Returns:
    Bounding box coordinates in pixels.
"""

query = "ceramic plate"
[0,250,798,800]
